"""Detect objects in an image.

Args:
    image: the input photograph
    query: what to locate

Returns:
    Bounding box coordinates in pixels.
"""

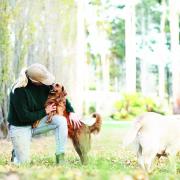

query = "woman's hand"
[69,112,82,129]
[45,103,56,114]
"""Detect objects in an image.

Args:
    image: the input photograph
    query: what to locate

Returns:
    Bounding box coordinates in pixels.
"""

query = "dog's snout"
[62,86,64,91]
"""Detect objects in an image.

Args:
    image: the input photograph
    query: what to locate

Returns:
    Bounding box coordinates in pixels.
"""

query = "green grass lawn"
[0,122,179,180]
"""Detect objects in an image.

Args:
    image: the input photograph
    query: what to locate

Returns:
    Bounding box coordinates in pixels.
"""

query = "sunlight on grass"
[0,124,179,180]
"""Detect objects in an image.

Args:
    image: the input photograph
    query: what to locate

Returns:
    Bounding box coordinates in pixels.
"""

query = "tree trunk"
[158,0,166,100]
[125,1,136,93]
[0,1,12,138]
[73,0,85,115]
[100,31,110,116]
[170,0,180,114]
[0,98,8,139]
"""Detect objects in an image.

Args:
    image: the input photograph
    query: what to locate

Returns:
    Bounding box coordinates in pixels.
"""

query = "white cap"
[26,63,55,85]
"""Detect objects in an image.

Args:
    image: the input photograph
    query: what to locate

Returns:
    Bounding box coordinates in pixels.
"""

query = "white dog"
[123,112,180,173]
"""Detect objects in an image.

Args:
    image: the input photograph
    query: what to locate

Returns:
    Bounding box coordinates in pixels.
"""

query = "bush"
[88,103,96,114]
[111,93,166,120]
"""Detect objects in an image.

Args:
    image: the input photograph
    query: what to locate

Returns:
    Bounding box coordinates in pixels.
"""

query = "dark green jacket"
[8,80,74,126]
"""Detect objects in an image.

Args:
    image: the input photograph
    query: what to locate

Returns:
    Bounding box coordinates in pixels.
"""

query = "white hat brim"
[41,73,55,85]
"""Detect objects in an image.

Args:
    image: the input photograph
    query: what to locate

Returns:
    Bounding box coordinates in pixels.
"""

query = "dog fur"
[64,111,101,164]
[45,83,67,123]
[123,112,180,173]
[44,83,102,164]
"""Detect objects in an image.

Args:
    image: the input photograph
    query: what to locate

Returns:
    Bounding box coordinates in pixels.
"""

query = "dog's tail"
[122,114,144,147]
[89,113,102,134]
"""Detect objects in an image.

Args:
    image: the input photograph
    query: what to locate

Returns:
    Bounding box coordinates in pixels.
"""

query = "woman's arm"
[65,99,81,128]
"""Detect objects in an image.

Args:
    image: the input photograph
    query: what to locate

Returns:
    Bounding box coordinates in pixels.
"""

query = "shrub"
[111,93,166,120]
[88,103,96,114]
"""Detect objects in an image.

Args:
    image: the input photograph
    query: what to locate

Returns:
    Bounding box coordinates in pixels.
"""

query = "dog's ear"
[63,90,67,96]
[61,86,67,96]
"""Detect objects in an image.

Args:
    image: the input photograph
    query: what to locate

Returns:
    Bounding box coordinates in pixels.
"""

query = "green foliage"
[109,18,125,60]
[89,0,102,6]
[60,2,77,45]
[136,58,141,92]
[17,20,37,74]
[88,103,96,114]
[60,0,75,6]
[109,57,124,81]
[165,63,172,97]
[112,93,165,120]
[88,83,96,90]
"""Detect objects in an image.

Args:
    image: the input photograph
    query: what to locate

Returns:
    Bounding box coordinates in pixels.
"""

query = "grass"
[0,122,179,180]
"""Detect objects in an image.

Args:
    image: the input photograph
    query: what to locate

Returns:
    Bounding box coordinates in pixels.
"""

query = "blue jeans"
[9,115,68,164]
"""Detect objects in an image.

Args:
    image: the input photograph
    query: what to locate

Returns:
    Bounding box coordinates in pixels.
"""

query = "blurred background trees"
[0,0,180,137]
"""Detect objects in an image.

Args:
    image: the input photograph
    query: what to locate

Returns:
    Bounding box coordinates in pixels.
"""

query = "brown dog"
[32,84,66,128]
[34,83,102,164]
[65,111,101,164]
[45,83,67,123]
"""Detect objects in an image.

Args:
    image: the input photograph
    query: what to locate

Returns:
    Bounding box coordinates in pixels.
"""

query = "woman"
[8,63,81,165]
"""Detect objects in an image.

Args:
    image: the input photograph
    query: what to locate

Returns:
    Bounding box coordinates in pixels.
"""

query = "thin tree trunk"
[101,53,110,116]
[125,2,136,93]
[74,0,85,115]
[158,0,166,100]
[170,0,180,114]
[0,1,12,138]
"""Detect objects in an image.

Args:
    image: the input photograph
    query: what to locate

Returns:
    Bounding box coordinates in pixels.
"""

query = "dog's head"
[50,83,67,96]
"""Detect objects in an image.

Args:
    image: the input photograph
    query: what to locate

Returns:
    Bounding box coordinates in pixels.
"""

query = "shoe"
[11,149,16,162]
[55,153,65,165]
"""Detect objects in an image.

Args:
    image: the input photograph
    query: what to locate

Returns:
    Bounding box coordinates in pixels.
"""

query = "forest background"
[1,0,180,138]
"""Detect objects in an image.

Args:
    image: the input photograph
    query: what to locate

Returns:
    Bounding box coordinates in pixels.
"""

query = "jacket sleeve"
[66,99,75,113]
[12,89,46,124]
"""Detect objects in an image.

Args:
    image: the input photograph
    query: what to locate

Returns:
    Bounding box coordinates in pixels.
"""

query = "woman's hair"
[12,68,28,93]
[11,63,55,93]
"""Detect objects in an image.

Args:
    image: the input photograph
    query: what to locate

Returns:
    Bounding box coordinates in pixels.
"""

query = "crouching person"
[7,63,80,165]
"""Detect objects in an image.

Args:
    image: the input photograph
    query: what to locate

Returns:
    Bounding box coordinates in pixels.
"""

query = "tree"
[125,1,136,93]
[109,17,125,91]
[73,0,86,115]
[169,0,180,113]
[0,0,79,137]
[0,0,12,138]
[158,0,166,100]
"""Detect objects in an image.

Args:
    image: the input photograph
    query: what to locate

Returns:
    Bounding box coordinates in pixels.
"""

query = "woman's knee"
[52,115,67,127]
[11,134,31,164]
